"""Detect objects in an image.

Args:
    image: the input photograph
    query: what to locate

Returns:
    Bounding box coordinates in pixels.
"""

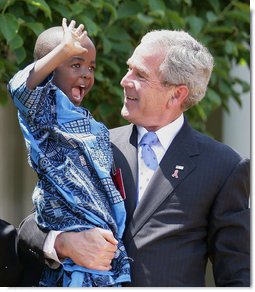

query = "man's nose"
[120,71,132,87]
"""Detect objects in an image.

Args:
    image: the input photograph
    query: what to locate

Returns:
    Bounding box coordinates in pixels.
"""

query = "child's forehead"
[69,56,96,64]
[79,37,95,54]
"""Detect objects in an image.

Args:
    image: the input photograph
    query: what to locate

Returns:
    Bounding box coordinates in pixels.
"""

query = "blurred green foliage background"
[0,0,250,132]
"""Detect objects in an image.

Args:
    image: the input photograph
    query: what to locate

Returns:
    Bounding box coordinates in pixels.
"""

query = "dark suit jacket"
[110,120,250,287]
[18,119,250,287]
[0,219,22,286]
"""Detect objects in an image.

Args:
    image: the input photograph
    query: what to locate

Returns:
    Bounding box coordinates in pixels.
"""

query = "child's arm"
[26,18,87,90]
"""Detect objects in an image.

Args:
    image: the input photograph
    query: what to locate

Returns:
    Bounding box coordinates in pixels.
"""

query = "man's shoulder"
[190,126,249,166]
[182,119,248,163]
[110,124,133,140]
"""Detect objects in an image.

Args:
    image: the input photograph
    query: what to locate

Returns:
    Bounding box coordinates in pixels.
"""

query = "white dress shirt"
[43,114,184,263]
[137,114,184,202]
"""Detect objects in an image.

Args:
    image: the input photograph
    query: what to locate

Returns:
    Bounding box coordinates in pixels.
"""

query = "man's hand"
[54,228,118,270]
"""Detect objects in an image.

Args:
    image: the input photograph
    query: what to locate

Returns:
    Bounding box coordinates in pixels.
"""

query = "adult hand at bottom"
[54,227,118,270]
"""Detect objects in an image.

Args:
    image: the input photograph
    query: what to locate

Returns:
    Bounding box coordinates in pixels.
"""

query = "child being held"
[8,18,130,287]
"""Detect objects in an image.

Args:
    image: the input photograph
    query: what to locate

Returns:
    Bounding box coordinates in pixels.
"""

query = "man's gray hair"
[141,30,214,110]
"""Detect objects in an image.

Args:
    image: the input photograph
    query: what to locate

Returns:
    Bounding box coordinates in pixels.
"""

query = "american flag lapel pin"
[172,165,184,178]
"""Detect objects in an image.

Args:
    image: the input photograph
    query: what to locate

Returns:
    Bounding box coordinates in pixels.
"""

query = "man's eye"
[137,72,144,79]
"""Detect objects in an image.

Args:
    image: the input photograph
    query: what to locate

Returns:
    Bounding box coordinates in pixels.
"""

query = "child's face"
[52,37,96,106]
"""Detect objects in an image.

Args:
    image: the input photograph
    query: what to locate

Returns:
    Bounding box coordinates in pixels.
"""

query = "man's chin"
[121,108,130,120]
[121,112,135,124]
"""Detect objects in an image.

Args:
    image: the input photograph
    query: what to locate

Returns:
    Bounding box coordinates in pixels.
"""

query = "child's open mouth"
[71,86,86,104]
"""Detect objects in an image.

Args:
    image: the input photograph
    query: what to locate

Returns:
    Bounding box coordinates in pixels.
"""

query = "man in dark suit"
[18,29,250,286]
[0,219,22,286]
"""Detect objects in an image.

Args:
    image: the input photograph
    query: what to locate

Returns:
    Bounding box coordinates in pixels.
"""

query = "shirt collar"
[137,114,184,150]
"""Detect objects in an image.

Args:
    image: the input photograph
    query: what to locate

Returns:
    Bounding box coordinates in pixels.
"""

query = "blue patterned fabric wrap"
[8,63,131,287]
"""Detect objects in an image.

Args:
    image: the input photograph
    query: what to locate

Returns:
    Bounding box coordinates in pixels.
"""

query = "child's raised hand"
[62,18,88,55]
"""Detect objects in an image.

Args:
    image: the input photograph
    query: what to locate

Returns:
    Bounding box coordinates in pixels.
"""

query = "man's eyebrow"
[127,59,149,77]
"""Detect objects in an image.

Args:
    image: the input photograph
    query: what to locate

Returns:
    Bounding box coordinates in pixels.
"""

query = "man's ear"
[167,85,189,107]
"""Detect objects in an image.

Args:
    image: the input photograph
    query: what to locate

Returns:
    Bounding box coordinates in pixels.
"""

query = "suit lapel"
[124,119,199,243]
[111,125,138,228]
[121,126,138,197]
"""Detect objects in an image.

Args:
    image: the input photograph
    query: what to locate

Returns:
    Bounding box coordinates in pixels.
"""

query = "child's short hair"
[34,26,63,60]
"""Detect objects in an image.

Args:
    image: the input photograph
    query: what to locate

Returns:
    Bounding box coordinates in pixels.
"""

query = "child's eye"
[88,66,95,72]
[71,64,80,68]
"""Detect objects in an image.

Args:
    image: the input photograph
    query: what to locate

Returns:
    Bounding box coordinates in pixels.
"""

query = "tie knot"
[140,132,159,147]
